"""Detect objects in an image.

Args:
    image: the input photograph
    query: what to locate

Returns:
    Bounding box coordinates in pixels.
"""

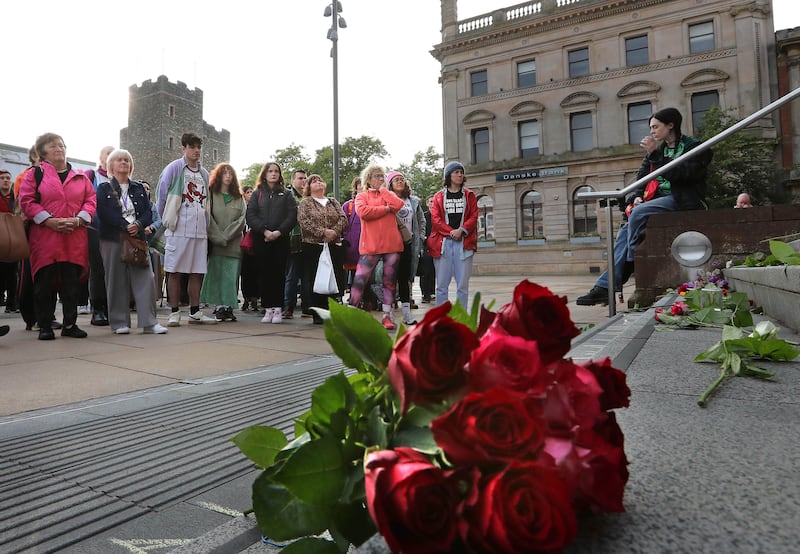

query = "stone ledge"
[724,266,800,332]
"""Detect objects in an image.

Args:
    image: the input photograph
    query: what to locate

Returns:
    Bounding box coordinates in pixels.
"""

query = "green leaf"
[722,325,744,342]
[252,473,328,540]
[770,240,800,265]
[310,372,357,428]
[366,405,389,449]
[230,426,288,468]
[693,307,733,325]
[755,339,800,361]
[280,537,342,554]
[324,300,393,371]
[695,340,726,362]
[272,434,346,505]
[331,499,376,547]
[739,362,776,379]
[394,425,440,455]
[446,301,473,329]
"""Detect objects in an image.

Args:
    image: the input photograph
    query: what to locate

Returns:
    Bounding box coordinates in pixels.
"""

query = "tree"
[272,143,312,178]
[396,146,443,202]
[697,105,788,208]
[239,162,262,190]
[310,135,389,201]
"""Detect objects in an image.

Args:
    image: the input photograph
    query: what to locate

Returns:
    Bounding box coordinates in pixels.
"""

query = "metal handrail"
[578,86,800,316]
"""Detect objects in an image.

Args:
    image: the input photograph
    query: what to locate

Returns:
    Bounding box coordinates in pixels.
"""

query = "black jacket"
[245,185,297,237]
[627,135,713,211]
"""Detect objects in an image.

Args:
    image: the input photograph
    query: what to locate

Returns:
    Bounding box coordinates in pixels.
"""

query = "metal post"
[605,201,616,317]
[331,10,340,201]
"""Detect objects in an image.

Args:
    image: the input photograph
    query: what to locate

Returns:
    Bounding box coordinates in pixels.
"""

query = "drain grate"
[0,360,345,554]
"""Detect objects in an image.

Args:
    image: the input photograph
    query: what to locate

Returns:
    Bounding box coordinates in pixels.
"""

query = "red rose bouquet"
[233,280,630,553]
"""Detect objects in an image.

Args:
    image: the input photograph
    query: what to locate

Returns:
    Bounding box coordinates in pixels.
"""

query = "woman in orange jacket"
[349,164,404,330]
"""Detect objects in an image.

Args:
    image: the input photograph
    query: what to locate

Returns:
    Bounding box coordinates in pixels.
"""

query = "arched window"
[477,195,494,241]
[520,190,543,239]
[572,185,597,235]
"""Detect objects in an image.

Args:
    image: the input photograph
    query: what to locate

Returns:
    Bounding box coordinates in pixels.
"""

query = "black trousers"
[87,226,107,310]
[255,237,288,308]
[0,261,17,308]
[34,262,81,330]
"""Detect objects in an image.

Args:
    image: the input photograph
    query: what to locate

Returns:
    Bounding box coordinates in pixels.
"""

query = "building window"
[520,190,544,239]
[519,121,540,158]
[168,137,174,150]
[213,149,218,161]
[471,128,490,164]
[568,48,589,78]
[470,70,488,96]
[625,35,648,66]
[517,60,536,88]
[689,21,714,54]
[477,195,495,241]
[627,102,652,145]
[570,111,593,152]
[572,186,598,235]
[168,105,175,118]
[691,90,719,131]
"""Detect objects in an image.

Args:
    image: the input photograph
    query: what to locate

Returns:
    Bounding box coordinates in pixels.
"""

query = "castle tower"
[121,75,230,187]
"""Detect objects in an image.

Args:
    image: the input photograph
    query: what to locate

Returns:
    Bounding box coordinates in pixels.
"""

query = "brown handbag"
[396,214,412,243]
[0,213,30,262]
[120,231,150,267]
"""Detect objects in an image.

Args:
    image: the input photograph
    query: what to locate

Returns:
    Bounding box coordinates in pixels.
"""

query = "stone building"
[431,0,780,275]
[120,75,230,187]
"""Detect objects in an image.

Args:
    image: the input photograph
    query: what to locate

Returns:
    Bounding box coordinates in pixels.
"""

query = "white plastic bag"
[313,243,339,295]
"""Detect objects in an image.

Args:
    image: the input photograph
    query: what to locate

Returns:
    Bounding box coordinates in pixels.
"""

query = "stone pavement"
[1,275,798,553]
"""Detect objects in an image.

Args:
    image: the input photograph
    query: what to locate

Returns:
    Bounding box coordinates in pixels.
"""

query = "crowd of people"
[4,131,479,339]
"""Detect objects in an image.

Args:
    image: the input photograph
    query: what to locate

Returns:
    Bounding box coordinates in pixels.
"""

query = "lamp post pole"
[325,2,345,201]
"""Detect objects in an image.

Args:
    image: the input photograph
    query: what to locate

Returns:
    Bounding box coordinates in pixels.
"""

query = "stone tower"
[120,75,230,187]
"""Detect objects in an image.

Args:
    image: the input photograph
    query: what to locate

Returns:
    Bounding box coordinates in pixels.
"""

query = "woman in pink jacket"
[19,133,96,340]
[349,164,404,330]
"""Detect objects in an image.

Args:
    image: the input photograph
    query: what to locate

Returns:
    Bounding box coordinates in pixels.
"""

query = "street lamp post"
[324,2,346,200]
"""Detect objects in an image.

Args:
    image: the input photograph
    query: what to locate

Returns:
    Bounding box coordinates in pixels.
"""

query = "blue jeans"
[595,195,679,291]
[434,239,474,309]
[283,251,306,312]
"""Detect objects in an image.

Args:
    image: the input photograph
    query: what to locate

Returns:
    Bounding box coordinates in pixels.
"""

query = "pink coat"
[19,162,96,278]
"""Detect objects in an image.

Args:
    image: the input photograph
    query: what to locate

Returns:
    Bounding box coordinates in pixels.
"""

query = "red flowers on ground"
[366,280,631,553]
[388,303,479,415]
[364,447,461,554]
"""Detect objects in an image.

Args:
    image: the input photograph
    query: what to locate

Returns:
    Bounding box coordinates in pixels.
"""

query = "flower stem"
[698,368,728,407]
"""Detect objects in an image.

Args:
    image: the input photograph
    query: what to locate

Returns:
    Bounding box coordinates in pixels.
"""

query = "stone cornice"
[431,0,663,61]
[729,1,771,18]
[457,49,736,108]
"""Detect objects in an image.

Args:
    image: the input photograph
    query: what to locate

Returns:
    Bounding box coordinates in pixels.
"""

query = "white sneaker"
[143,323,168,334]
[78,305,91,315]
[167,311,181,327]
[114,326,130,334]
[260,309,272,324]
[271,307,282,324]
[188,311,218,324]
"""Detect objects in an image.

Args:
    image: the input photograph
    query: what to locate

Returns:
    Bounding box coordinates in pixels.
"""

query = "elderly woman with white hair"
[95,149,167,335]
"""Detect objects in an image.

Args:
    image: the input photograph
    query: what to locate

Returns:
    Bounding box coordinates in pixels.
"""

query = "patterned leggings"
[348,252,400,309]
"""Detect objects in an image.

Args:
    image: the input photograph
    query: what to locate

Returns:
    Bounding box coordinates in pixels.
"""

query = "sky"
[2,0,798,173]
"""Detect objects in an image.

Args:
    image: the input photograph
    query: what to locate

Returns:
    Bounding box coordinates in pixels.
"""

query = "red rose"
[365,447,460,553]
[388,303,479,414]
[542,360,603,435]
[493,281,580,364]
[581,357,631,411]
[431,387,547,465]
[670,302,687,316]
[572,428,629,512]
[467,327,547,393]
[654,307,665,322]
[460,462,578,553]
